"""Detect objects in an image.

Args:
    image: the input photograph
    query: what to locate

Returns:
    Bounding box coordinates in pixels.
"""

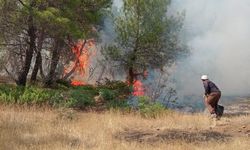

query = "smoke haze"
[111,0,250,99]
[170,0,250,97]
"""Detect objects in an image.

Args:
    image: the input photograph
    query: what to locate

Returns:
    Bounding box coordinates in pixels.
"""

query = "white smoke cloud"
[113,0,123,8]
[170,0,250,96]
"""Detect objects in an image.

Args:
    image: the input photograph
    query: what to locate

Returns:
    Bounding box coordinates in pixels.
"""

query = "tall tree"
[103,0,185,84]
[36,0,111,86]
[17,0,37,86]
[0,0,38,86]
[0,0,112,86]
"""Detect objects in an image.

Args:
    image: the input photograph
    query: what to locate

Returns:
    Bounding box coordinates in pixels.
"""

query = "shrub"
[138,96,167,118]
[0,84,168,114]
[97,79,130,99]
[0,84,99,109]
[0,84,63,106]
[56,79,72,88]
[99,89,116,101]
[19,87,49,104]
[0,85,24,103]
[67,86,97,108]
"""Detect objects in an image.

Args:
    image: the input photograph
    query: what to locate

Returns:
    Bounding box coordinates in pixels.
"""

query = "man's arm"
[203,82,210,96]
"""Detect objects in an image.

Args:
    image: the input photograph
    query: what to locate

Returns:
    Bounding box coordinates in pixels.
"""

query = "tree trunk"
[44,39,63,87]
[39,62,45,79]
[16,15,36,86]
[30,51,41,82]
[30,31,44,82]
[128,67,135,84]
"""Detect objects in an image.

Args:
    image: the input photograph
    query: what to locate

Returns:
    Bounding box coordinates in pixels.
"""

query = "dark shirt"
[202,80,220,95]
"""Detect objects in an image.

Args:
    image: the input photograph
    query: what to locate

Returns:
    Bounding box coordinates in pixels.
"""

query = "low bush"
[67,89,96,109]
[138,96,167,118]
[97,79,130,98]
[0,85,64,106]
[56,79,72,88]
[0,83,169,115]
[0,85,23,103]
[96,79,131,109]
[0,84,124,109]
[99,89,117,101]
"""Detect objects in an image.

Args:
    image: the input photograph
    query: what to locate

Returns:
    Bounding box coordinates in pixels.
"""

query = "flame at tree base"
[71,80,85,86]
[64,39,96,86]
[133,80,145,96]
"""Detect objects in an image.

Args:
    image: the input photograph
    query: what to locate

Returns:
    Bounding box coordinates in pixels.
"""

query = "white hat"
[201,75,208,80]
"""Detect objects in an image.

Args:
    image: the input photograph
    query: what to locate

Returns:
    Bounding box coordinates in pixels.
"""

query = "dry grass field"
[0,103,249,150]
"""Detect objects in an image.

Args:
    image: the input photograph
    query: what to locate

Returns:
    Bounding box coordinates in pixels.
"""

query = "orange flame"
[64,39,96,86]
[133,80,145,96]
[71,80,85,86]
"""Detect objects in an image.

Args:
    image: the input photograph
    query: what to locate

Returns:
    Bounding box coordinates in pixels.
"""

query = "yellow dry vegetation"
[0,106,249,150]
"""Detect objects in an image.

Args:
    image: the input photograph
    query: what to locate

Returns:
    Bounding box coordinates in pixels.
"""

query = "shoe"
[216,105,224,117]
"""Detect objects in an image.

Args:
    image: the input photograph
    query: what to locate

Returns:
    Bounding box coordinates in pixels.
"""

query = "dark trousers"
[204,92,221,114]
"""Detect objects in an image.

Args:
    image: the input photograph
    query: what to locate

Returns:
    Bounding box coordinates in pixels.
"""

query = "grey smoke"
[170,0,250,97]
[109,0,250,98]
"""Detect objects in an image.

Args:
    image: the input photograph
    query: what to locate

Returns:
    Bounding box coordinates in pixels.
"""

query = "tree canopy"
[102,0,185,84]
[0,0,111,86]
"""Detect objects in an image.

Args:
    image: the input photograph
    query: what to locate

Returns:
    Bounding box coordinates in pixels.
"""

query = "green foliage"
[138,96,167,118]
[99,88,116,101]
[97,79,130,98]
[97,88,128,109]
[33,0,112,39]
[56,79,72,88]
[19,87,50,104]
[0,85,23,103]
[67,86,97,108]
[103,0,186,81]
[0,83,171,117]
[0,0,112,86]
[96,79,131,109]
[0,83,128,109]
[0,84,63,105]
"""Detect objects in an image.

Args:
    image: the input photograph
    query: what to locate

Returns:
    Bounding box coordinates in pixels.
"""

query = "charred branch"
[62,40,87,80]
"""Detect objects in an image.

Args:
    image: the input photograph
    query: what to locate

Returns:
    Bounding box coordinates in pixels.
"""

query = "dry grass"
[0,106,249,150]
